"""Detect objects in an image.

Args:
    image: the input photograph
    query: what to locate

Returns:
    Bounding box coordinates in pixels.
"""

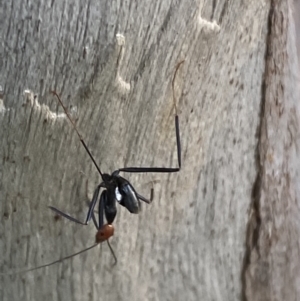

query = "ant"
[1,61,184,275]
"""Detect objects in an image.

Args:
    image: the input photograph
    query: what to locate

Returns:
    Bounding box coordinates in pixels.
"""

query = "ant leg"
[136,185,154,204]
[117,61,183,175]
[118,114,181,174]
[85,184,105,224]
[51,91,104,180]
[49,183,104,226]
[91,212,99,230]
[48,206,87,225]
[136,193,152,204]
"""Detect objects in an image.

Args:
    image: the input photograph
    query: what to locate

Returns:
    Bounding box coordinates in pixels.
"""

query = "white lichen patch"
[0,99,6,115]
[116,33,126,46]
[198,17,220,35]
[23,89,69,121]
[114,33,131,95]
[115,74,131,94]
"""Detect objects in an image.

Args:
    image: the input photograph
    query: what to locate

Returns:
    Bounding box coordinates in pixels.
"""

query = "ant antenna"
[0,244,99,275]
[107,240,117,265]
[0,240,117,275]
[172,60,184,115]
[51,91,104,179]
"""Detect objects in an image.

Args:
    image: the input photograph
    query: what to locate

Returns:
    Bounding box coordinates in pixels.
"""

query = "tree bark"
[1,1,299,301]
[243,1,300,300]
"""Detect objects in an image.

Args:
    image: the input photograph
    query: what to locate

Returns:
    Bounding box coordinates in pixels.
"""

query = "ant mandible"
[2,61,184,274]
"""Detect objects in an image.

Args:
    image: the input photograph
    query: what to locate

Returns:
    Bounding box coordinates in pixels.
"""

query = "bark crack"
[240,1,275,300]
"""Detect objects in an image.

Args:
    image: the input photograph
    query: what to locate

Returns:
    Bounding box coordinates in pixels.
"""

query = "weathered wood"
[243,1,300,300]
[0,1,299,301]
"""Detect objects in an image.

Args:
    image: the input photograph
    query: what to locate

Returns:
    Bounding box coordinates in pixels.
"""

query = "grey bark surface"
[0,1,299,301]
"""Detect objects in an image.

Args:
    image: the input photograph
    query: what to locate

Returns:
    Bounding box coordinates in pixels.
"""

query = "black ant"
[1,61,184,274]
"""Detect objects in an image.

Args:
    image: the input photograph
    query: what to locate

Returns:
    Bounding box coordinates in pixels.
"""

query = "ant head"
[95,224,114,243]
